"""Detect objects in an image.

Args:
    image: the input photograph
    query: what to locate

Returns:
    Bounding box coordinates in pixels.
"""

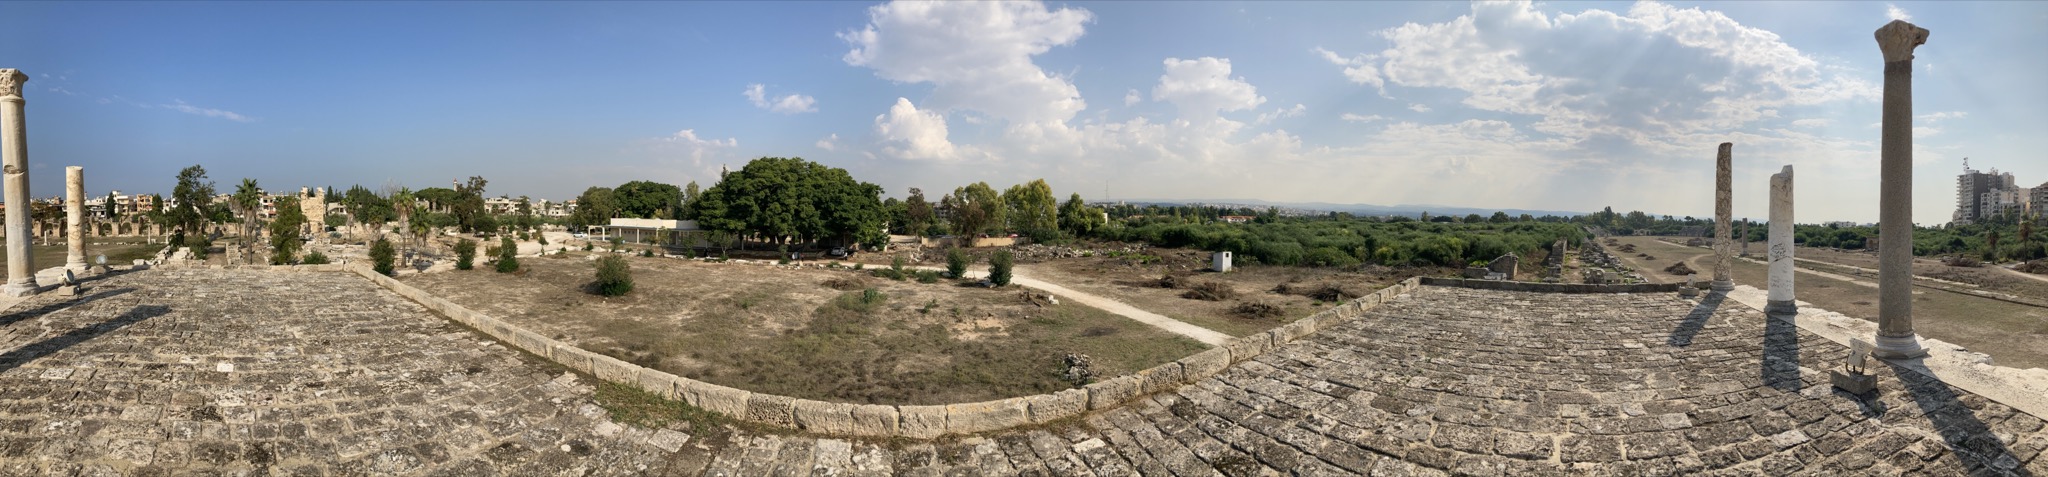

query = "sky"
[3,1,2045,225]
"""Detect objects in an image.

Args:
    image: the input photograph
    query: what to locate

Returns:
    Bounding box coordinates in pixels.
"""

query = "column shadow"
[1667,293,1723,347]
[0,287,136,328]
[1761,313,1802,392]
[0,304,168,374]
[1882,361,2034,476]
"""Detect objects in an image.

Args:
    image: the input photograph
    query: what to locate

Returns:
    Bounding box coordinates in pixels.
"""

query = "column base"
[1711,279,1734,291]
[1872,334,1928,359]
[1764,299,1798,315]
[2,281,38,297]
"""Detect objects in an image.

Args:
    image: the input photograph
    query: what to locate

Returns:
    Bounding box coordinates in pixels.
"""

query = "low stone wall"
[1420,277,1680,294]
[345,263,1422,438]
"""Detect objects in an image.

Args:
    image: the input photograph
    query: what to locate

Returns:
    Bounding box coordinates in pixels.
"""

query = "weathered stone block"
[589,355,640,384]
[946,399,1029,435]
[1085,375,1141,410]
[678,379,750,417]
[550,344,594,375]
[792,400,856,435]
[744,393,796,428]
[1830,369,1876,395]
[898,405,947,439]
[1274,319,1315,343]
[1175,347,1231,383]
[511,329,553,359]
[1133,362,1184,395]
[848,404,899,436]
[1025,388,1088,424]
[635,367,680,401]
[1223,333,1272,364]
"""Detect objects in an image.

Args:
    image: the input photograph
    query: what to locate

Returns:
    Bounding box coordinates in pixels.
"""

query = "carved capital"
[0,69,24,98]
[1875,20,1929,63]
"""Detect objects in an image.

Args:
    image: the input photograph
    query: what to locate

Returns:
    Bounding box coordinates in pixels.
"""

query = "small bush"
[890,255,907,276]
[853,262,864,270]
[609,237,623,253]
[454,239,477,270]
[1231,301,1284,319]
[594,254,633,296]
[1272,282,1354,302]
[915,270,941,283]
[829,288,886,314]
[1182,281,1236,301]
[369,238,396,276]
[538,235,548,246]
[1943,255,1981,267]
[583,243,594,252]
[870,268,905,280]
[301,251,330,265]
[642,249,654,258]
[988,249,1014,286]
[1156,273,1180,289]
[496,236,520,273]
[945,248,970,278]
[822,276,868,291]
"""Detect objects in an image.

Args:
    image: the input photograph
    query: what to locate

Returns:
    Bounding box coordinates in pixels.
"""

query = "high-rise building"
[1954,164,2017,225]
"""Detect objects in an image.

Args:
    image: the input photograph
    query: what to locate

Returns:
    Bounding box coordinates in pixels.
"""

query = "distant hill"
[1118,198,1588,219]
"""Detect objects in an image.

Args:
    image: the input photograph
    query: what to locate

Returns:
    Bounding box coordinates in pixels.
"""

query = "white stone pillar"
[0,69,35,297]
[1712,142,1735,291]
[1874,20,1929,359]
[65,166,85,274]
[1766,165,1796,314]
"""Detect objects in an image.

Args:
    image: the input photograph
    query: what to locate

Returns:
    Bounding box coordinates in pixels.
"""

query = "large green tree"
[1003,179,1058,240]
[230,178,264,247]
[614,180,683,219]
[905,187,934,237]
[451,176,488,233]
[570,186,617,230]
[693,157,885,248]
[1057,193,1105,237]
[269,196,308,264]
[946,182,1003,237]
[170,165,216,236]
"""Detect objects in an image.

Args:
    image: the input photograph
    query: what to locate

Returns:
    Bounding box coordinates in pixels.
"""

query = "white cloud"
[874,98,973,161]
[1789,118,1833,128]
[1320,1,1877,153]
[1254,104,1306,125]
[816,133,840,151]
[1886,3,1912,21]
[1124,89,1141,106]
[743,83,818,114]
[842,1,1091,124]
[1312,47,1386,94]
[162,100,253,122]
[1917,111,1967,122]
[629,129,741,178]
[1152,57,1267,121]
[1407,103,1432,113]
[1341,113,1387,123]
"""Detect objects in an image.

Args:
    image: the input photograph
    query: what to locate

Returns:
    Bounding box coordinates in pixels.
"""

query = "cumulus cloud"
[1254,104,1306,125]
[816,133,840,151]
[842,1,1091,124]
[1312,47,1386,94]
[1789,118,1833,128]
[743,84,818,114]
[1886,3,1912,21]
[162,100,254,122]
[1320,1,1877,154]
[1124,89,1141,106]
[874,98,973,161]
[1407,103,1432,113]
[1152,57,1267,121]
[1341,113,1387,123]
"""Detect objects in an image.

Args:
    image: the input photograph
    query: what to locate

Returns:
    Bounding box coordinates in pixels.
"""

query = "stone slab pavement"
[0,269,2041,475]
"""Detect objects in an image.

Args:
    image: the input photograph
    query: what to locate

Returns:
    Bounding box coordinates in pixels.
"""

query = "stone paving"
[0,269,2043,475]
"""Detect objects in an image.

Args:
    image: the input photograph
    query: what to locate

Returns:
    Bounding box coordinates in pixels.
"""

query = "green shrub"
[988,249,1014,286]
[495,236,520,273]
[889,255,907,280]
[185,235,211,260]
[370,238,396,276]
[915,270,941,283]
[301,251,330,265]
[454,239,477,270]
[945,248,970,278]
[594,254,633,296]
[778,245,791,265]
[583,243,594,252]
[609,237,623,252]
[642,249,655,258]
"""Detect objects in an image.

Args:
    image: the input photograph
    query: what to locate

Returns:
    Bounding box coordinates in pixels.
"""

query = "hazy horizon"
[4,1,2045,226]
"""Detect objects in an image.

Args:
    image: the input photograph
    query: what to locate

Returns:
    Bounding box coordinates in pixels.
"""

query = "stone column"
[1874,20,1929,359]
[64,166,85,274]
[0,69,35,297]
[1767,165,1797,314]
[1712,142,1734,291]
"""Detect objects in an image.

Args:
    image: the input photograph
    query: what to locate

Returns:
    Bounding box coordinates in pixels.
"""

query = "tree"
[231,178,264,249]
[454,239,477,270]
[452,176,488,233]
[946,248,971,278]
[614,180,682,219]
[905,188,934,237]
[570,186,617,231]
[1058,193,1104,237]
[169,165,215,236]
[1490,211,1511,223]
[882,197,906,234]
[268,196,307,265]
[1463,213,1484,224]
[692,157,885,248]
[681,181,702,219]
[1987,230,2001,260]
[988,249,1014,286]
[370,237,396,276]
[342,185,392,240]
[594,254,633,296]
[1003,179,1058,241]
[495,236,520,273]
[946,182,1003,238]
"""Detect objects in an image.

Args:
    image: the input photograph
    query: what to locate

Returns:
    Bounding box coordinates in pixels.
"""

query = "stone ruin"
[1541,239,1568,283]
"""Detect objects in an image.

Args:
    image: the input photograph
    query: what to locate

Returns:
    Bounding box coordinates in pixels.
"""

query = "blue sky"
[4,1,2045,224]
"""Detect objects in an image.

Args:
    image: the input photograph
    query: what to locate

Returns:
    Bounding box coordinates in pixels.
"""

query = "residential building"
[1954,165,2018,225]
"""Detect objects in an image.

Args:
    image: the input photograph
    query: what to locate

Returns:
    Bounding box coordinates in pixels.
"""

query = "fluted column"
[1874,20,1929,359]
[0,69,36,297]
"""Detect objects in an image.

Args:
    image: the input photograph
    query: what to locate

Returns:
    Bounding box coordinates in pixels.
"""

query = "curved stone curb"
[1421,277,1681,293]
[341,262,1423,438]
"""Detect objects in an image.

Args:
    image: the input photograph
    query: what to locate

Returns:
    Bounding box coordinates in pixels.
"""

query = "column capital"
[1875,20,1928,63]
[0,69,24,99]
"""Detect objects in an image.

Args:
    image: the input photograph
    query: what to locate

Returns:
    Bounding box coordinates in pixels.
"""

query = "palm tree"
[232,178,264,252]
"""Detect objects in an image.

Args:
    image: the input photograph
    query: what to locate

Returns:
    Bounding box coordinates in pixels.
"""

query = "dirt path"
[924,265,1233,346]
[2002,266,2048,286]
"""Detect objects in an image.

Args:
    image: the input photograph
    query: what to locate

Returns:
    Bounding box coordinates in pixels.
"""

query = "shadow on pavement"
[1883,361,2034,476]
[0,304,168,374]
[1668,292,1722,347]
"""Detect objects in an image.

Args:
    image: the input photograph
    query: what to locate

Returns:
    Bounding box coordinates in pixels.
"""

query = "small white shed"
[1212,251,1233,273]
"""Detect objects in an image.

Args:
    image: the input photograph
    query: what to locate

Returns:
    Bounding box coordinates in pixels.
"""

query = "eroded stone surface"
[0,270,2041,475]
